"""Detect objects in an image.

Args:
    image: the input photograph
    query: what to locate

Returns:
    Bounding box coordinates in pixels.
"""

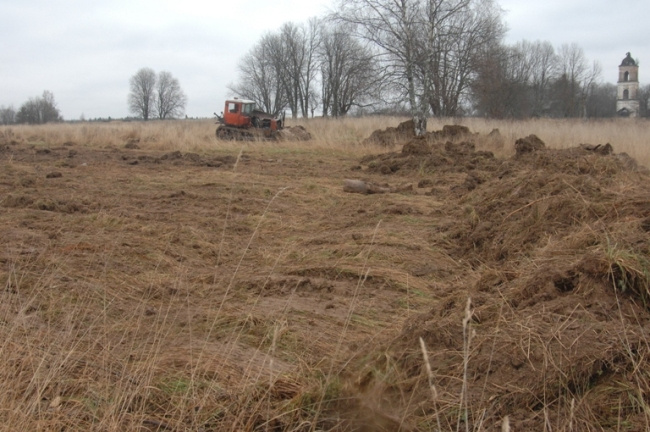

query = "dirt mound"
[278,125,312,141]
[364,121,477,147]
[362,127,643,180]
[344,131,650,430]
[431,124,473,140]
[361,123,502,175]
[362,119,417,146]
[514,133,546,155]
[362,136,498,176]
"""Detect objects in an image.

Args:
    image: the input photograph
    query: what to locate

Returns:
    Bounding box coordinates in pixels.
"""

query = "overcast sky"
[2,0,648,120]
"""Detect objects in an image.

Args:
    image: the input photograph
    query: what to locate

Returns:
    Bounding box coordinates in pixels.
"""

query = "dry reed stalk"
[459,297,474,432]
[501,415,510,432]
[419,337,443,432]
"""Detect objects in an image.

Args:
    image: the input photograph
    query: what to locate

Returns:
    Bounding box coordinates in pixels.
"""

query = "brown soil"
[278,125,312,141]
[352,127,650,431]
[1,127,650,431]
[363,119,418,146]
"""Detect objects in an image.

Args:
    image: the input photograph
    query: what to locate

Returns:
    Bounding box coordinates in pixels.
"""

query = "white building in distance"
[617,52,640,117]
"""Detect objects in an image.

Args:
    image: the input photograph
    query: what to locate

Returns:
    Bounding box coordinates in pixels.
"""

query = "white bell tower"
[616,52,640,117]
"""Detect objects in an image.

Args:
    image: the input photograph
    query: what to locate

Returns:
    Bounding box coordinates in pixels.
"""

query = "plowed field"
[2,121,650,431]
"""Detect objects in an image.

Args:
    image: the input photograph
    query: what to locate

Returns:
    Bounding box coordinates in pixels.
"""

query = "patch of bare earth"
[1,125,650,431]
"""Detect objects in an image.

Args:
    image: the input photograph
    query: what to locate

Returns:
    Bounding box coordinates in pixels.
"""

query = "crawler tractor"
[215,99,285,140]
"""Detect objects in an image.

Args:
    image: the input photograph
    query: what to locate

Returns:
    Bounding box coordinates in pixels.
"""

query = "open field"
[3,117,650,164]
[1,117,650,431]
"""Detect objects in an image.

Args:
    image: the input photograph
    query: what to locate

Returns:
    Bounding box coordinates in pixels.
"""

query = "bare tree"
[472,39,560,118]
[638,84,650,118]
[335,0,504,133]
[472,40,605,119]
[301,19,321,118]
[525,40,557,116]
[553,43,598,117]
[229,33,288,115]
[0,105,16,125]
[471,43,531,118]
[278,21,320,118]
[230,20,319,119]
[586,82,617,118]
[16,91,62,124]
[41,91,61,122]
[319,23,382,117]
[334,0,427,135]
[128,67,157,121]
[16,99,41,124]
[419,0,504,117]
[155,71,187,119]
[579,60,602,118]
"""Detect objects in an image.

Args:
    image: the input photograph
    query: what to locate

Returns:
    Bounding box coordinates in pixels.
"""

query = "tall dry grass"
[2,116,649,164]
[453,117,650,164]
[2,115,650,430]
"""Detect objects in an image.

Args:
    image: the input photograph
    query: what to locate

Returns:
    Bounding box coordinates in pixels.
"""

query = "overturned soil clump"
[345,127,650,430]
[278,125,312,141]
[362,119,417,146]
[362,124,499,176]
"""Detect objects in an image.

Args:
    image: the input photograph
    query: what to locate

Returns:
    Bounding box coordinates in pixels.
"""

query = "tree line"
[1,91,62,125]
[472,40,650,118]
[229,0,649,132]
[0,68,188,125]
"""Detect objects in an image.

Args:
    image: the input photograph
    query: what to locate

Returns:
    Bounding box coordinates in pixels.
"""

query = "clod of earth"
[514,133,546,155]
[277,125,312,141]
[345,123,650,430]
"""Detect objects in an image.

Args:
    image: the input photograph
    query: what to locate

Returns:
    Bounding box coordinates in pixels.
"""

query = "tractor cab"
[222,99,257,128]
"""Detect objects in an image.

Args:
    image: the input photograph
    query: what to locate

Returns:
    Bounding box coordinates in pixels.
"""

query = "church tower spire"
[616,52,640,117]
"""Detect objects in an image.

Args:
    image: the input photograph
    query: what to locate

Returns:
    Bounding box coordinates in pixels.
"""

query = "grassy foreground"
[1,117,650,431]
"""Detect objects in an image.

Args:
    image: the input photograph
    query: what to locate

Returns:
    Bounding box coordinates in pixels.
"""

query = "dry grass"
[453,117,650,163]
[2,116,650,431]
[2,116,650,164]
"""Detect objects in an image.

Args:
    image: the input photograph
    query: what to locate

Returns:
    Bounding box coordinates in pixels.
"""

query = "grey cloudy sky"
[500,0,649,82]
[2,0,648,120]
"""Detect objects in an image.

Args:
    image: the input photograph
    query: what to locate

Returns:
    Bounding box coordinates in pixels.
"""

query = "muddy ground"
[1,126,650,431]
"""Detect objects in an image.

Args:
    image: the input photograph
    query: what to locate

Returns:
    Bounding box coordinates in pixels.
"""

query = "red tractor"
[215,99,285,140]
